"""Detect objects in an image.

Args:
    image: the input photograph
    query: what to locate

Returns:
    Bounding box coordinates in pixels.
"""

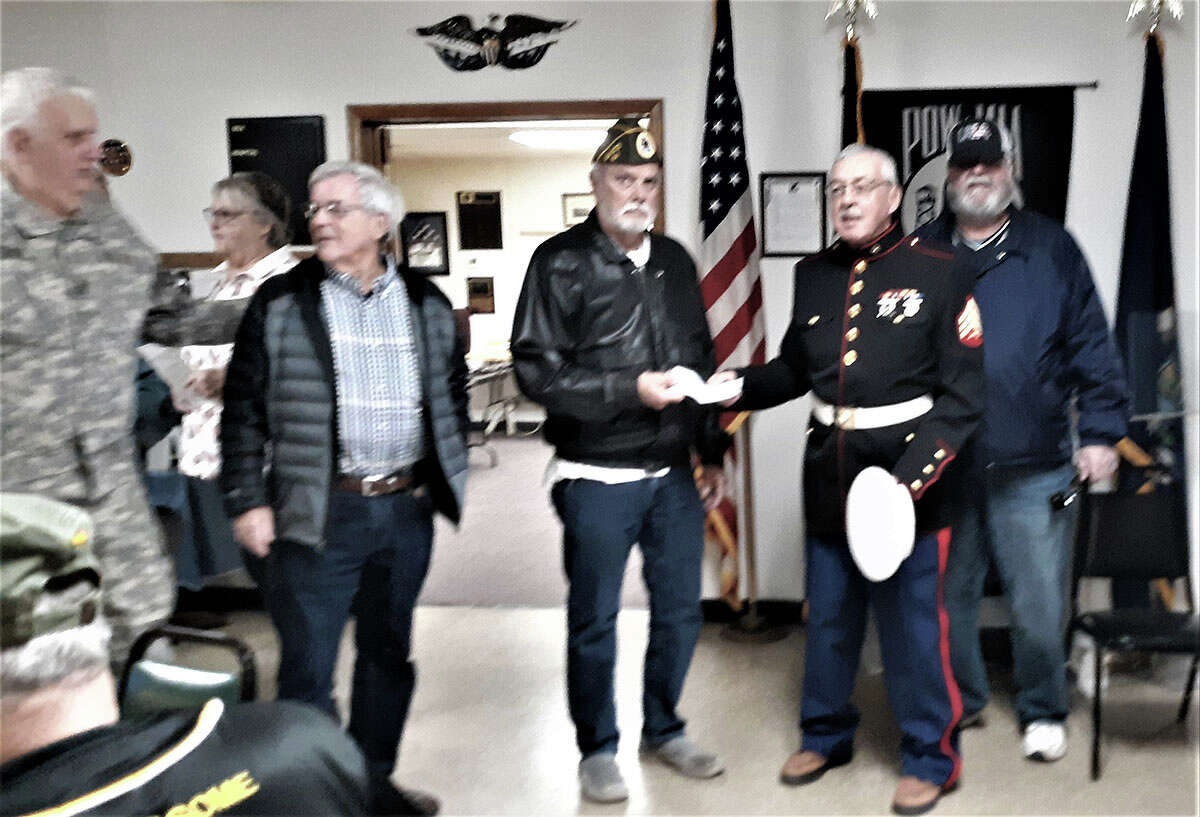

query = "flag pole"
[722,417,787,642]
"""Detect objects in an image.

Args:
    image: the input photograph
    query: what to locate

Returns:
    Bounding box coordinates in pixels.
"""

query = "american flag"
[700,0,765,370]
[698,0,765,610]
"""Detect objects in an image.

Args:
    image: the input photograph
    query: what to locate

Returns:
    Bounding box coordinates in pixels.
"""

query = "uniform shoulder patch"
[956,295,983,348]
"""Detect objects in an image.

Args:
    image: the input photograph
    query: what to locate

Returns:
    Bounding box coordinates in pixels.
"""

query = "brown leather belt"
[335,472,415,496]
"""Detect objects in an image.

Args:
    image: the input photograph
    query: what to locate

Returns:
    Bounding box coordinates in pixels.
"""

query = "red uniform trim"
[835,255,860,514]
[910,439,956,500]
[936,526,964,788]
[911,243,955,260]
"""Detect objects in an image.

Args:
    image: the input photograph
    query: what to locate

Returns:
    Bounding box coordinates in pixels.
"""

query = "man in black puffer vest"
[221,161,467,817]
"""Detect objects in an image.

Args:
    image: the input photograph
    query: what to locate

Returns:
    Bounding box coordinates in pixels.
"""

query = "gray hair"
[0,583,110,695]
[832,143,899,186]
[213,172,291,248]
[1,67,95,146]
[308,161,405,229]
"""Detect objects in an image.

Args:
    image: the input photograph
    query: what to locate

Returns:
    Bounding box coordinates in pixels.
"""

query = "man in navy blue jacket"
[914,119,1129,763]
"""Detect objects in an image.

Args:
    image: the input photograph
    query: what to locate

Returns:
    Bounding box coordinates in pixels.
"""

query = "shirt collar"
[218,246,298,285]
[325,255,397,295]
[954,218,1010,251]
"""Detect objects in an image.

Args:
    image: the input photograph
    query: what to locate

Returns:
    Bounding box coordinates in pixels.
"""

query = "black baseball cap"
[947,118,1011,168]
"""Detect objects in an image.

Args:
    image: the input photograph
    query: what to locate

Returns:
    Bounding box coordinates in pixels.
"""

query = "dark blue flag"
[1115,33,1178,420]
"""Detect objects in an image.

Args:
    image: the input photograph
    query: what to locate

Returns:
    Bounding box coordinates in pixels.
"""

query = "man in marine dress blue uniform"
[711,144,984,815]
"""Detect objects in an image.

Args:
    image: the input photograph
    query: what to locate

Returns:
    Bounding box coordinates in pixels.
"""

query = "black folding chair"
[118,624,257,720]
[1068,485,1199,779]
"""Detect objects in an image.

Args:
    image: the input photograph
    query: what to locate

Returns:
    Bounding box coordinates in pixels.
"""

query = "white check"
[665,366,743,405]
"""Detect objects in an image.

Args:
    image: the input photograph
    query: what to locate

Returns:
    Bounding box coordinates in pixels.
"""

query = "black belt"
[335,470,417,496]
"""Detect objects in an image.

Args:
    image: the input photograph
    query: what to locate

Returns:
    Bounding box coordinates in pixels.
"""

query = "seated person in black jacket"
[0,494,371,817]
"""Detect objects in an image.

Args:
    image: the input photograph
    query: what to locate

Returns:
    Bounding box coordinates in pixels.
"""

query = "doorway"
[349,101,660,610]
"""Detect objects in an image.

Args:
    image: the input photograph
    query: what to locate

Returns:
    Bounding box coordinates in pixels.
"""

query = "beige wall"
[386,154,593,351]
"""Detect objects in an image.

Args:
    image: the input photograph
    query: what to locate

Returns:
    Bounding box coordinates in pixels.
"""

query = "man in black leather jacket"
[511,119,729,804]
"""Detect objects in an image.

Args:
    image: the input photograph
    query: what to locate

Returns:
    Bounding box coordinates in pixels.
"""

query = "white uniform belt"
[811,394,933,430]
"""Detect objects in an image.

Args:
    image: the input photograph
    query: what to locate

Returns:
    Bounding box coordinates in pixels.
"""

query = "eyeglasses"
[826,179,894,200]
[304,202,369,220]
[202,208,249,225]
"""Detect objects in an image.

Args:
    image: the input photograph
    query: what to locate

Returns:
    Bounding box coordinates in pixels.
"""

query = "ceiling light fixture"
[508,129,608,151]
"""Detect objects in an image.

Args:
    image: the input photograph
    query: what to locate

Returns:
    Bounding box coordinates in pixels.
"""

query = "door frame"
[346,99,666,228]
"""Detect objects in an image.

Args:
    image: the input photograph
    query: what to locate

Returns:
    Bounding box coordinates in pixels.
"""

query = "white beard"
[948,177,1014,222]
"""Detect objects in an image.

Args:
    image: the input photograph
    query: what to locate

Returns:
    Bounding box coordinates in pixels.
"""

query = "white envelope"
[664,365,743,405]
[845,466,916,582]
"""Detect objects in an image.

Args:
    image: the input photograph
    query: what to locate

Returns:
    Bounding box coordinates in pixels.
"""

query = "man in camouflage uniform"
[1,67,245,668]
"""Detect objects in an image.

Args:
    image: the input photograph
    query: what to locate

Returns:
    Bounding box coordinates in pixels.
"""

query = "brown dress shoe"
[891,775,955,816]
[779,750,850,785]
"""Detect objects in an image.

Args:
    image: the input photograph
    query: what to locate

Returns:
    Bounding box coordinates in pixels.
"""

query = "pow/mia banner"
[861,86,1076,232]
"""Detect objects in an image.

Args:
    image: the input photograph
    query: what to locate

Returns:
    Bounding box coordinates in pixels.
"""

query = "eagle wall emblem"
[413,14,577,71]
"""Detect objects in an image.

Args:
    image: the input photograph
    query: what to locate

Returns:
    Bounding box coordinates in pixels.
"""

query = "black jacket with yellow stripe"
[0,699,369,816]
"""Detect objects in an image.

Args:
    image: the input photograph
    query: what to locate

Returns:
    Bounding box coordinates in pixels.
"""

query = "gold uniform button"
[850,280,864,295]
[843,350,858,366]
[853,260,867,273]
[846,327,859,342]
[893,315,904,324]
[923,464,935,475]
[910,237,920,246]
[905,433,915,442]
[848,303,862,318]
[910,479,923,492]
[933,448,946,460]
[808,314,820,325]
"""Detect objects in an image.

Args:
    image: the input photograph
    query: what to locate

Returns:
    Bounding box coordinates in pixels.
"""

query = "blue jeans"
[944,462,1077,726]
[551,467,705,757]
[265,488,433,785]
[801,532,962,786]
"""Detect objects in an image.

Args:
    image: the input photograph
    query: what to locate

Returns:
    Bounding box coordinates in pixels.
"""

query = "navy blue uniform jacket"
[735,223,984,537]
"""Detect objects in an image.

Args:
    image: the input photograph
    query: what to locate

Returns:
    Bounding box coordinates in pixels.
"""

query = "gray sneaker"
[579,753,628,803]
[640,735,725,779]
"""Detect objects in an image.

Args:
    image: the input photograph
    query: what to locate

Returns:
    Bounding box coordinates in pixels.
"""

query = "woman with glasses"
[173,172,301,598]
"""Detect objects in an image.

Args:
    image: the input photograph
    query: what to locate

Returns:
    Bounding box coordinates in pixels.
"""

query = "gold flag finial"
[826,0,878,41]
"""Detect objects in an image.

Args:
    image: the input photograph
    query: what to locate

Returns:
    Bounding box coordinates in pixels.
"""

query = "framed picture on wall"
[760,172,826,257]
[457,191,502,249]
[400,211,449,275]
[562,193,595,227]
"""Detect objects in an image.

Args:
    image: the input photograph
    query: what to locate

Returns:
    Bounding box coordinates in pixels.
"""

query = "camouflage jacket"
[1,180,245,500]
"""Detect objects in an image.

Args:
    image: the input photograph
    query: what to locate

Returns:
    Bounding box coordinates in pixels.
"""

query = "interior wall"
[3,0,1196,600]
[386,154,593,352]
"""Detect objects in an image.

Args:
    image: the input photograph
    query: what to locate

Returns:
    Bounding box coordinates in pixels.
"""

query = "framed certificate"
[561,193,594,227]
[760,172,827,257]
[400,211,450,275]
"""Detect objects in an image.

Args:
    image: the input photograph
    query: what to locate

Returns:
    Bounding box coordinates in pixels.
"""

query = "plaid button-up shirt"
[320,258,425,476]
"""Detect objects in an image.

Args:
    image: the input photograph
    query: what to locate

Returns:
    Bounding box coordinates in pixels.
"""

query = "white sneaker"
[1022,720,1067,762]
